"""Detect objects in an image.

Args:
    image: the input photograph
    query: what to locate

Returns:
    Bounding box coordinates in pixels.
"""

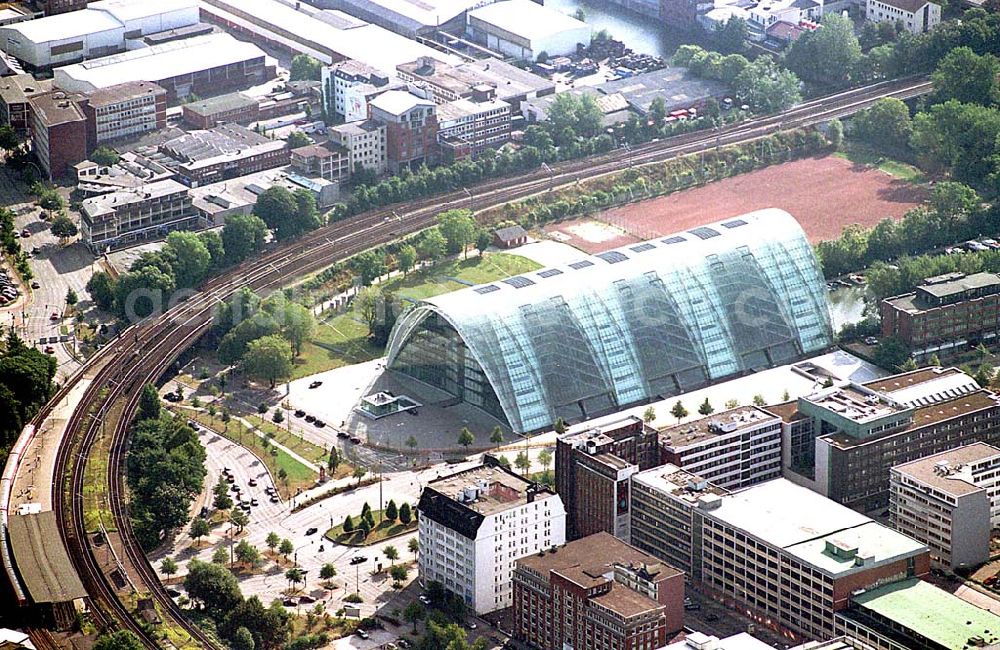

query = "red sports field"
[543,155,927,253]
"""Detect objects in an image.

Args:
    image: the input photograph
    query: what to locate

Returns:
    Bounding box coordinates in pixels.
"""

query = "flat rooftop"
[597,66,728,114]
[29,91,85,126]
[182,92,257,116]
[784,521,927,577]
[7,511,86,603]
[427,463,556,517]
[886,272,1000,312]
[0,73,51,105]
[398,56,554,102]
[469,0,590,41]
[659,406,778,448]
[160,123,273,163]
[560,415,644,448]
[81,179,189,219]
[803,384,908,422]
[892,442,1000,498]
[84,80,165,107]
[851,578,1000,649]
[631,464,731,508]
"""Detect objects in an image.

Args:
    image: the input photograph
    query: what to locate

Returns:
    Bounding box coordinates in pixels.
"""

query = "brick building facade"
[29,91,87,179]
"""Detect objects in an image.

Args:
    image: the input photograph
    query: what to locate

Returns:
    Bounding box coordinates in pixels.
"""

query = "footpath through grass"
[293,253,540,379]
[833,142,924,183]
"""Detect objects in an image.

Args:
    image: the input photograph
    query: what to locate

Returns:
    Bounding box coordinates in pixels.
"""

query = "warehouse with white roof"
[0,0,198,69]
[319,0,496,38]
[466,0,591,60]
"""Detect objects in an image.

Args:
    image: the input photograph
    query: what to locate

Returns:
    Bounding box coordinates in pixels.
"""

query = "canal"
[543,0,698,59]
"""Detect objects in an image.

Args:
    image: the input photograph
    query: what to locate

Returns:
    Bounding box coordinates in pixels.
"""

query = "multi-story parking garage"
[386,208,833,433]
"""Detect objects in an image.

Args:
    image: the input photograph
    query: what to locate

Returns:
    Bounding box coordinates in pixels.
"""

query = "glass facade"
[386,209,833,432]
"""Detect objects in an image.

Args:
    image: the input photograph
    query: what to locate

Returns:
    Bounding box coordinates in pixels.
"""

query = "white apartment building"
[658,406,782,490]
[80,179,197,249]
[890,442,1000,570]
[866,0,940,35]
[437,87,511,160]
[417,462,566,614]
[630,469,929,640]
[329,120,387,176]
[321,60,400,122]
[83,80,165,146]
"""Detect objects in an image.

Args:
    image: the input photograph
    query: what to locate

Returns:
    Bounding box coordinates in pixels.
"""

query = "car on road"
[305,414,316,423]
[418,594,431,604]
[186,420,200,431]
[337,431,349,439]
[350,556,367,565]
[294,409,306,417]
[314,420,325,428]
[309,381,323,389]
[20,229,29,238]
[49,312,59,321]
[30,281,39,289]
[270,495,280,503]
[684,602,701,611]
[248,479,257,486]
[350,436,362,444]
[305,527,318,536]
[44,346,54,354]
[355,630,370,640]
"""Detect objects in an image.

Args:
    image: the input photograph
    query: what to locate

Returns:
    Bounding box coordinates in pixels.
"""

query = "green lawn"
[325,508,417,546]
[292,253,540,378]
[246,414,351,477]
[834,143,924,183]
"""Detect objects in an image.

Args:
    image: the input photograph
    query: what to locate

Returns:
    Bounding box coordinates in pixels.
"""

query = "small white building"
[0,0,198,69]
[866,0,940,34]
[417,462,566,614]
[329,120,387,175]
[466,0,592,61]
[890,442,1000,570]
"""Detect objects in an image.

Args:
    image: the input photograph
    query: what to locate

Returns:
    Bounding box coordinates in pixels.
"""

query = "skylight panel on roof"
[662,236,686,245]
[569,260,594,270]
[537,269,563,278]
[502,277,535,289]
[630,243,656,253]
[722,219,748,229]
[474,285,500,294]
[597,251,629,264]
[689,227,720,240]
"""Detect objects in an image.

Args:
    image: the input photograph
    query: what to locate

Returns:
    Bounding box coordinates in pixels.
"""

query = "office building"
[80,81,166,149]
[835,578,1000,649]
[40,0,87,16]
[512,532,684,650]
[80,179,197,249]
[416,461,566,614]
[29,90,87,179]
[880,272,1000,359]
[0,0,199,69]
[321,59,399,122]
[0,74,52,131]
[775,366,1000,512]
[182,93,260,129]
[386,209,833,434]
[142,123,289,186]
[53,33,273,101]
[329,120,386,175]
[866,0,939,34]
[189,166,339,225]
[396,56,555,105]
[658,405,782,490]
[629,470,930,640]
[889,442,1000,570]
[290,143,350,182]
[368,90,438,172]
[466,0,592,60]
[437,86,511,160]
[555,415,660,541]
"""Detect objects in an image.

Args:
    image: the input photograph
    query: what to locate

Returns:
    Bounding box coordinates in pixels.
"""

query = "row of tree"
[127,385,207,550]
[671,45,801,113]
[0,330,56,469]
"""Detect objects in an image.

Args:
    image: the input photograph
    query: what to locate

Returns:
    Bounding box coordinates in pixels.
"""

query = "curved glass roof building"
[386,209,833,432]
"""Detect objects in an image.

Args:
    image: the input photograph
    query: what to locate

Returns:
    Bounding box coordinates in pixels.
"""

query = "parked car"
[350,556,367,565]
[250,498,258,506]
[355,630,370,640]
[305,414,316,423]
[270,495,280,503]
[20,229,29,238]
[350,436,362,444]
[49,312,59,321]
[309,381,323,389]
[337,431,349,439]
[863,336,878,346]
[248,479,257,487]
[305,527,318,536]
[294,409,306,417]
[30,281,39,289]
[684,602,701,611]
[313,420,326,428]
[44,346,54,354]
[418,594,431,604]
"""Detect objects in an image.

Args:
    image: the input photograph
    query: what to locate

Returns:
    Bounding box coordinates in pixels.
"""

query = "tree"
[399,502,412,525]
[725,398,739,409]
[243,334,293,388]
[279,538,294,559]
[165,231,212,289]
[389,564,408,586]
[417,228,447,262]
[852,97,912,154]
[403,600,426,632]
[213,546,230,565]
[113,265,176,321]
[189,517,211,545]
[475,230,492,256]
[352,250,387,286]
[290,54,322,81]
[362,501,372,518]
[698,398,714,416]
[786,13,861,87]
[827,118,843,149]
[752,394,766,406]
[929,352,941,367]
[874,336,911,372]
[231,506,250,533]
[91,146,120,167]
[490,426,503,447]
[285,567,305,591]
[438,210,477,257]
[538,449,552,477]
[222,213,268,265]
[286,131,310,149]
[714,16,748,54]
[670,401,688,423]
[353,465,368,485]
[35,187,63,211]
[385,545,399,564]
[65,288,78,305]
[184,559,242,618]
[160,556,178,579]
[359,517,372,538]
[398,244,417,276]
[406,435,418,453]
[408,537,419,559]
[266,531,280,553]
[320,563,337,582]
[232,627,255,650]
[553,417,567,434]
[271,409,283,423]
[137,383,160,421]
[213,476,233,511]
[354,285,383,337]
[642,406,656,423]
[343,514,354,533]
[327,446,340,473]
[457,427,475,449]
[94,631,144,650]
[235,539,260,566]
[255,186,297,234]
[86,271,116,311]
[385,500,398,522]
[281,302,314,356]
[733,57,801,113]
[0,124,17,151]
[514,451,530,475]
[931,47,1000,106]
[49,213,77,241]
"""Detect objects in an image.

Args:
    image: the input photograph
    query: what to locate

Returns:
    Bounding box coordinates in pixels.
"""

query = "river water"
[543,0,696,59]
[827,286,867,333]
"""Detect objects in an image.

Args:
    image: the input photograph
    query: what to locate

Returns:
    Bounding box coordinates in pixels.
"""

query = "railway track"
[14,75,931,648]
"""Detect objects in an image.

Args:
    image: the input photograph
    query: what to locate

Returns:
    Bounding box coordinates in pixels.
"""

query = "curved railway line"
[8,75,931,648]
